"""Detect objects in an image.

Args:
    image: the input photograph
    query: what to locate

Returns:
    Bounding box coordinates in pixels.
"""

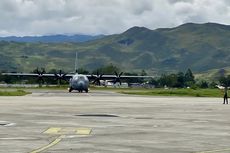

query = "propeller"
[54,70,67,85]
[91,71,103,86]
[113,71,123,85]
[35,67,46,86]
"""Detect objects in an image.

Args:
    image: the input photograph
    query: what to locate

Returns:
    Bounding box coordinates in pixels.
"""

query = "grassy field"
[118,88,223,97]
[0,86,225,97]
[0,90,31,96]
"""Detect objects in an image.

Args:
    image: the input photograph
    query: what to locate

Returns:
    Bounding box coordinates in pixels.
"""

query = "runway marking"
[44,127,61,134]
[75,128,92,135]
[29,135,64,153]
[30,127,92,153]
[196,147,230,153]
[44,127,92,135]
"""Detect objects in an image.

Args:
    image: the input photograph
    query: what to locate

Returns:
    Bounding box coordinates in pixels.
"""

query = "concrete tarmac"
[0,90,230,153]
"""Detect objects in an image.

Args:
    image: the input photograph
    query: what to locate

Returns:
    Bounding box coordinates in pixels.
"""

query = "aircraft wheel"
[85,89,88,93]
[68,88,72,92]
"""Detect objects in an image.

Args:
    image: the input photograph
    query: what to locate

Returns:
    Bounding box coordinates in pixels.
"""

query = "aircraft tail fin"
[75,52,78,74]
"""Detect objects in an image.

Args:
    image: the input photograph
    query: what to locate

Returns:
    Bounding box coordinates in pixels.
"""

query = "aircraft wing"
[118,75,154,78]
[86,74,154,79]
[1,72,74,77]
[2,73,154,79]
[86,75,155,78]
[2,72,52,77]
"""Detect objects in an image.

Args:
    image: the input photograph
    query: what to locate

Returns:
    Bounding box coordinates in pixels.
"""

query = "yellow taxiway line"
[44,127,92,135]
[29,135,65,153]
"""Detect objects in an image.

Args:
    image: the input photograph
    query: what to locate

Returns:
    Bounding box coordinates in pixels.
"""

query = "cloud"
[0,0,230,36]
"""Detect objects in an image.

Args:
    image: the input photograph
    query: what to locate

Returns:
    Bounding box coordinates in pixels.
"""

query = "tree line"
[149,69,230,89]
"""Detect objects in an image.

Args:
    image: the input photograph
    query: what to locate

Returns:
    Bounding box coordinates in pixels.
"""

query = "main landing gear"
[68,88,88,93]
[78,89,88,93]
[68,87,73,92]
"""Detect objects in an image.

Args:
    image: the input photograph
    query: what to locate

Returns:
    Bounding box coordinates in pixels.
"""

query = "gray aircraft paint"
[68,74,89,92]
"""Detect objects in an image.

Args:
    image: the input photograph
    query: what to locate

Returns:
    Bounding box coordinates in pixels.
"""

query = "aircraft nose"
[78,81,84,87]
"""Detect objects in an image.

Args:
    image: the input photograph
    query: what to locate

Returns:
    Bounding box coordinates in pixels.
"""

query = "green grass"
[0,85,69,90]
[0,90,31,96]
[0,86,224,97]
[90,86,223,97]
[118,88,223,97]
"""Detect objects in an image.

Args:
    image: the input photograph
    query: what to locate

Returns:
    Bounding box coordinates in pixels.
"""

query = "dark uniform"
[223,87,228,104]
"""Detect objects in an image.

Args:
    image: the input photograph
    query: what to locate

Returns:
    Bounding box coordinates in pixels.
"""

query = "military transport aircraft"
[2,52,154,92]
[2,69,154,93]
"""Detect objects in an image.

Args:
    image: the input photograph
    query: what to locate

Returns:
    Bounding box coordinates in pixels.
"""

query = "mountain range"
[0,22,230,79]
[0,34,104,43]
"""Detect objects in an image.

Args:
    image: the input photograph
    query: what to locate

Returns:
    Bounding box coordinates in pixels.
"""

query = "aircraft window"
[73,75,87,80]
[79,76,85,79]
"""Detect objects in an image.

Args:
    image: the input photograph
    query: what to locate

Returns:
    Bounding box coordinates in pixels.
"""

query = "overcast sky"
[1,0,230,36]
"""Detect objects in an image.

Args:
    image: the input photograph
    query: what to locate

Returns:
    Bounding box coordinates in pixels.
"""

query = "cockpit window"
[79,76,85,79]
[73,75,87,80]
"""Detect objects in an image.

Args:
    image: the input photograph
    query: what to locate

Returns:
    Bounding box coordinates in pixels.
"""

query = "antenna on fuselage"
[75,52,78,74]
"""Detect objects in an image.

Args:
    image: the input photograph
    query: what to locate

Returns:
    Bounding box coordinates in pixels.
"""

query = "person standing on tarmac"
[223,86,228,104]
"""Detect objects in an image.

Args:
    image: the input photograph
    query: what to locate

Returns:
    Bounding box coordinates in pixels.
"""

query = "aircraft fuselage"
[69,74,89,92]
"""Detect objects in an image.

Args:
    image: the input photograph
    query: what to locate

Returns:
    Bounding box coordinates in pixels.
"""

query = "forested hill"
[0,22,230,75]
